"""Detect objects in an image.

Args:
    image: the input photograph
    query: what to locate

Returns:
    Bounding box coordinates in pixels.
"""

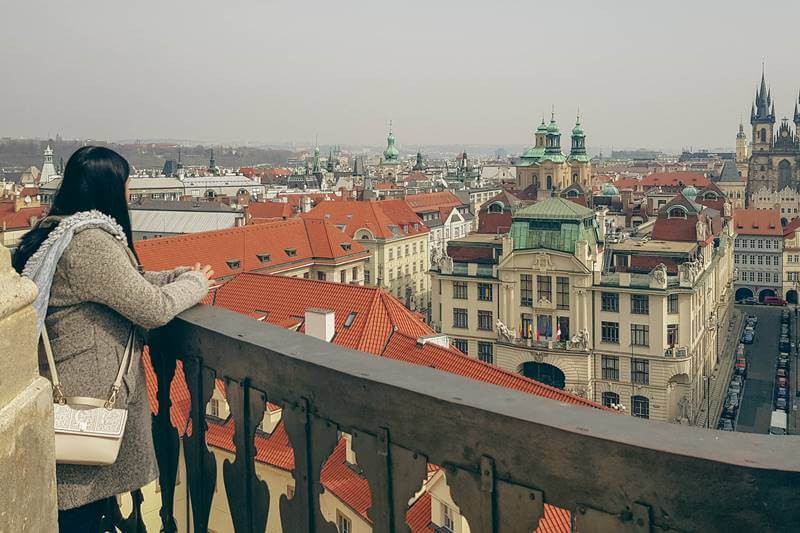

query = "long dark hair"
[12,146,136,273]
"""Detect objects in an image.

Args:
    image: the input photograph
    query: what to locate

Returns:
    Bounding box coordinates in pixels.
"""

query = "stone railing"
[149,304,800,532]
[0,246,57,531]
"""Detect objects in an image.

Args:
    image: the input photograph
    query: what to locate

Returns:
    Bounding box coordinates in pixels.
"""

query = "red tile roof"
[320,440,372,519]
[733,208,782,236]
[0,202,44,231]
[537,505,572,533]
[640,172,710,188]
[407,492,433,532]
[783,217,800,237]
[208,273,430,354]
[405,191,463,213]
[304,199,428,240]
[135,218,368,279]
[244,201,296,221]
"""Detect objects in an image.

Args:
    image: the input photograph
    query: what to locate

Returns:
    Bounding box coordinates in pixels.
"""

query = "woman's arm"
[142,266,192,287]
[62,229,209,329]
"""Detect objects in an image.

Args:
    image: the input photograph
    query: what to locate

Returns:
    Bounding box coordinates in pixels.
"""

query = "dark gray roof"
[129,199,238,212]
[717,161,741,183]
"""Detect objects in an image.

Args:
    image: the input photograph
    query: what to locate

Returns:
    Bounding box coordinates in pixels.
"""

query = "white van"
[769,410,787,435]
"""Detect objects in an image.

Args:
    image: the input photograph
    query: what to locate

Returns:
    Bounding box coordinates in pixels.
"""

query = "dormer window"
[341,243,352,251]
[488,202,503,213]
[226,259,241,269]
[256,253,271,263]
[704,192,717,200]
[668,207,687,219]
[343,311,357,327]
[336,224,346,231]
[285,248,297,257]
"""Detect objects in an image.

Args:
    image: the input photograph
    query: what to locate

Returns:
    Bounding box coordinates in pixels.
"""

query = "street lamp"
[704,374,711,428]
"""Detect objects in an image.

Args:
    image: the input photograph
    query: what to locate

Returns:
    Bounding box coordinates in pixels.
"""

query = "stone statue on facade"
[677,395,690,422]
[568,328,590,351]
[651,263,667,284]
[496,320,516,342]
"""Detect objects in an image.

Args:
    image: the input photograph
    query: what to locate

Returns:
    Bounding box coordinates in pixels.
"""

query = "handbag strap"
[42,326,135,410]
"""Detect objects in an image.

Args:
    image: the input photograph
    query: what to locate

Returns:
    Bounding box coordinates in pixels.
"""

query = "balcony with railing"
[142,304,800,532]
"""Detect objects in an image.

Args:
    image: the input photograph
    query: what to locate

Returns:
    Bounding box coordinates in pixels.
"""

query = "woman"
[13,146,213,532]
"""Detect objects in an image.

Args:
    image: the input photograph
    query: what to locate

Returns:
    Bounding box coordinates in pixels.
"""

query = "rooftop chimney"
[305,308,335,342]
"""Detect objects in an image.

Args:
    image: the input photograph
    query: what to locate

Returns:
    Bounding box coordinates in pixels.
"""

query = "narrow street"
[735,305,782,434]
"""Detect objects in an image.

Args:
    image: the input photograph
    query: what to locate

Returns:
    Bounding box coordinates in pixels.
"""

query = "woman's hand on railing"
[192,263,215,280]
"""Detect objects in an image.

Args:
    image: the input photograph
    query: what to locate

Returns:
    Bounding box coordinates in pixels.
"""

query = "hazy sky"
[3,0,800,151]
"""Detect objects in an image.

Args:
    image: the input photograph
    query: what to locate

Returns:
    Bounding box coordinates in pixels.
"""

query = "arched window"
[632,395,649,419]
[760,128,767,143]
[602,391,620,408]
[546,175,553,190]
[567,190,578,198]
[572,173,578,183]
[668,207,687,219]
[487,202,504,213]
[704,192,717,200]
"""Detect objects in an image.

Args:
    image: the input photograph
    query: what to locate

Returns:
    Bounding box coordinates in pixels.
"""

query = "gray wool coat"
[40,221,209,510]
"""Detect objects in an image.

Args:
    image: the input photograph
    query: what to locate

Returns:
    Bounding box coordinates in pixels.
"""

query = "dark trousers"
[57,497,115,532]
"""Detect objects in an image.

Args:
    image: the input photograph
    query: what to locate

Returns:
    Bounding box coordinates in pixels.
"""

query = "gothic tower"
[40,145,58,184]
[735,121,749,178]
[747,68,778,197]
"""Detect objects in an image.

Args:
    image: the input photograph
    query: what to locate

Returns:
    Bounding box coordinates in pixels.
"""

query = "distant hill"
[0,138,298,176]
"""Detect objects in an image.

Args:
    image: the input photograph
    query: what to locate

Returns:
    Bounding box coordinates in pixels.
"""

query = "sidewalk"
[789,311,800,434]
[694,309,744,429]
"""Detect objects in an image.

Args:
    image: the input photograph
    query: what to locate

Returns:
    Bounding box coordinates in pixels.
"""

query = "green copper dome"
[536,119,548,133]
[601,183,619,196]
[547,119,560,134]
[384,130,399,161]
[572,119,585,137]
[682,185,698,201]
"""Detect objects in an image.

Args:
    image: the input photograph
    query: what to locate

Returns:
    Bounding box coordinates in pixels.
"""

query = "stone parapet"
[0,245,57,531]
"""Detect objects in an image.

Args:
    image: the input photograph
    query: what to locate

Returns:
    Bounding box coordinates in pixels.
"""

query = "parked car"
[721,404,737,420]
[779,337,791,351]
[776,397,789,412]
[776,387,789,399]
[718,418,734,431]
[776,368,788,379]
[764,296,787,306]
[739,296,758,305]
[742,332,754,344]
[777,359,790,371]
[776,376,789,388]
[736,344,745,357]
[735,359,748,377]
[726,392,740,407]
[747,314,758,325]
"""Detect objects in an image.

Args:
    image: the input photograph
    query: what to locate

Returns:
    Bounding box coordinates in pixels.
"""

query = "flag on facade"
[556,319,561,341]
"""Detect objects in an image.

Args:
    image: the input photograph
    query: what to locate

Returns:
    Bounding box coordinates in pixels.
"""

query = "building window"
[317,272,327,281]
[477,310,493,331]
[453,281,467,299]
[631,294,649,315]
[757,272,763,283]
[757,240,763,249]
[601,321,619,344]
[602,355,619,381]
[631,324,649,346]
[520,274,533,306]
[632,395,650,419]
[340,271,346,283]
[442,503,455,532]
[602,391,620,408]
[631,359,650,385]
[537,275,552,302]
[453,308,468,329]
[453,338,468,354]
[477,283,493,302]
[365,270,371,284]
[556,277,569,309]
[478,342,493,364]
[336,511,352,533]
[757,256,763,265]
[521,313,533,339]
[667,294,678,314]
[601,292,619,312]
[667,324,679,346]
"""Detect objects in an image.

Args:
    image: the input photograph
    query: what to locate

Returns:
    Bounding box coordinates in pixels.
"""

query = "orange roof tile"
[405,191,463,213]
[303,199,427,240]
[320,439,372,520]
[244,201,296,221]
[135,218,368,279]
[0,202,44,231]
[733,208,782,236]
[407,492,433,532]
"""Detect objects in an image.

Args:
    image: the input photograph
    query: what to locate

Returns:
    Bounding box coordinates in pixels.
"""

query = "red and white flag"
[556,321,562,341]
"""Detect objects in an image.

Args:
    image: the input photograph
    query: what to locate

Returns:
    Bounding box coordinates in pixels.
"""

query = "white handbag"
[42,327,133,466]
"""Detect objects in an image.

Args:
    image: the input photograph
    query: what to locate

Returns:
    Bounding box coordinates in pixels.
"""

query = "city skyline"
[4,0,800,150]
